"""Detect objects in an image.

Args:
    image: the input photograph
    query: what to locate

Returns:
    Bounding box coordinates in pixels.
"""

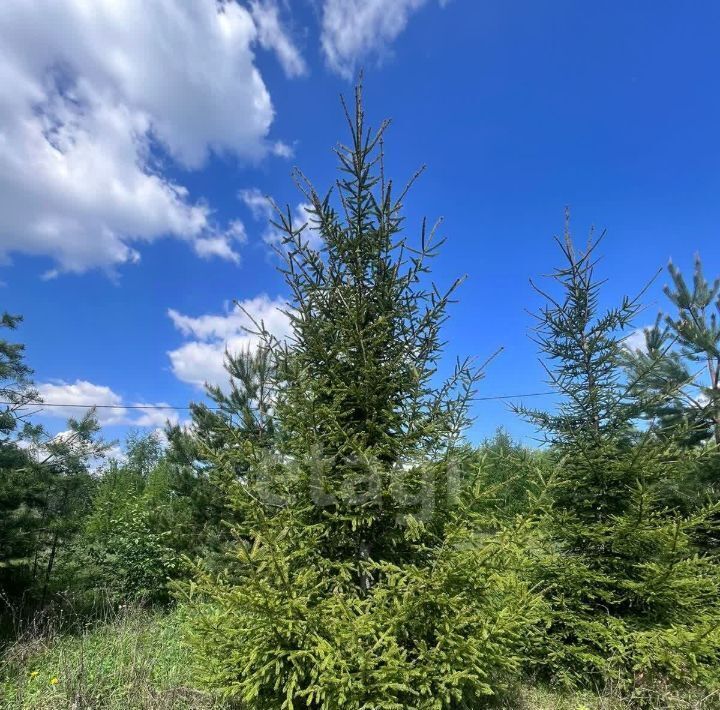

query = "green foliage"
[5,604,712,710]
[181,85,541,708]
[71,500,180,605]
[518,228,720,692]
[622,315,703,445]
[262,84,482,570]
[185,500,544,709]
[61,433,187,605]
[165,346,279,562]
[623,255,720,448]
[663,256,720,446]
[4,93,720,710]
[0,312,41,596]
[0,312,37,439]
[0,310,107,606]
[468,431,551,519]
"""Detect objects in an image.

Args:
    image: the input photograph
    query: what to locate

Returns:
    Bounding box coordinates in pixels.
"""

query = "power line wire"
[10,402,190,410]
[5,390,557,412]
[476,391,554,402]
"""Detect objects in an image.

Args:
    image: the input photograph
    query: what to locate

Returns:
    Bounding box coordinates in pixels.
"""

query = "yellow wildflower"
[50,677,59,685]
[30,671,39,678]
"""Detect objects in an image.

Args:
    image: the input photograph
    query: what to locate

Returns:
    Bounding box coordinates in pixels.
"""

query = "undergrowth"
[2,603,719,709]
[0,604,221,709]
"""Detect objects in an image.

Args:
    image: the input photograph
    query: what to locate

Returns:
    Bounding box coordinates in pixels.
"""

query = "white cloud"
[320,0,444,78]
[0,0,303,275]
[132,403,181,429]
[168,294,291,388]
[239,188,273,221]
[271,140,295,158]
[36,379,127,425]
[193,220,247,264]
[34,379,180,427]
[104,444,127,464]
[623,327,650,353]
[249,0,307,78]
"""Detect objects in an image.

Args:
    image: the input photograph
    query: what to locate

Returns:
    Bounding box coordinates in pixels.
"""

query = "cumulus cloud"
[167,294,291,388]
[249,0,307,78]
[0,0,304,275]
[132,404,181,429]
[34,379,180,427]
[320,0,444,78]
[36,380,127,425]
[193,220,247,264]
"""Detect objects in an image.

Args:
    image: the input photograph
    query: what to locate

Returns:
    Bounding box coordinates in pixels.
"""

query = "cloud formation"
[0,0,304,275]
[35,379,180,428]
[250,0,308,78]
[320,0,443,78]
[167,294,291,388]
[623,326,651,353]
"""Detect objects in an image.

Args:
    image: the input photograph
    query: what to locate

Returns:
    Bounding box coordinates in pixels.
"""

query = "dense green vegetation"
[2,89,720,708]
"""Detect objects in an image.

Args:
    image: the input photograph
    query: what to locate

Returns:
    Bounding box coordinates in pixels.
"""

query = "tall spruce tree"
[518,227,720,692]
[183,85,544,709]
[265,85,484,581]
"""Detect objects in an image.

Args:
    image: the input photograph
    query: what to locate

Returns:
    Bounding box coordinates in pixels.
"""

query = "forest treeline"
[2,87,720,708]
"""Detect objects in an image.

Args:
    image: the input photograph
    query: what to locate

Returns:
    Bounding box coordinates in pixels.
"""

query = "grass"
[1,604,718,709]
[0,604,221,709]
[514,685,720,709]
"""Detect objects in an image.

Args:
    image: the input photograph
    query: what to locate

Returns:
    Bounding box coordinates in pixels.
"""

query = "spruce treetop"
[268,83,481,470]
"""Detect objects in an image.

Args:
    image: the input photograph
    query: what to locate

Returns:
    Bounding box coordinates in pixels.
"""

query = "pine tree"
[0,312,108,606]
[663,256,720,446]
[623,257,720,449]
[0,312,41,597]
[183,85,544,709]
[164,346,277,562]
[622,314,705,447]
[26,412,108,607]
[518,226,720,692]
[0,312,37,437]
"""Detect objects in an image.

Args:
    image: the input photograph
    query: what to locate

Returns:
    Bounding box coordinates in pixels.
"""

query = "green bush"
[183,508,545,709]
[70,503,180,604]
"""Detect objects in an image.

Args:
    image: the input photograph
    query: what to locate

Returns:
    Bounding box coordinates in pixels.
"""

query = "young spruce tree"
[518,225,720,694]
[183,85,544,709]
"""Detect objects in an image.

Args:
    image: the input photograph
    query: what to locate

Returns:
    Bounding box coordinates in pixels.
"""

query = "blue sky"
[3,0,719,445]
